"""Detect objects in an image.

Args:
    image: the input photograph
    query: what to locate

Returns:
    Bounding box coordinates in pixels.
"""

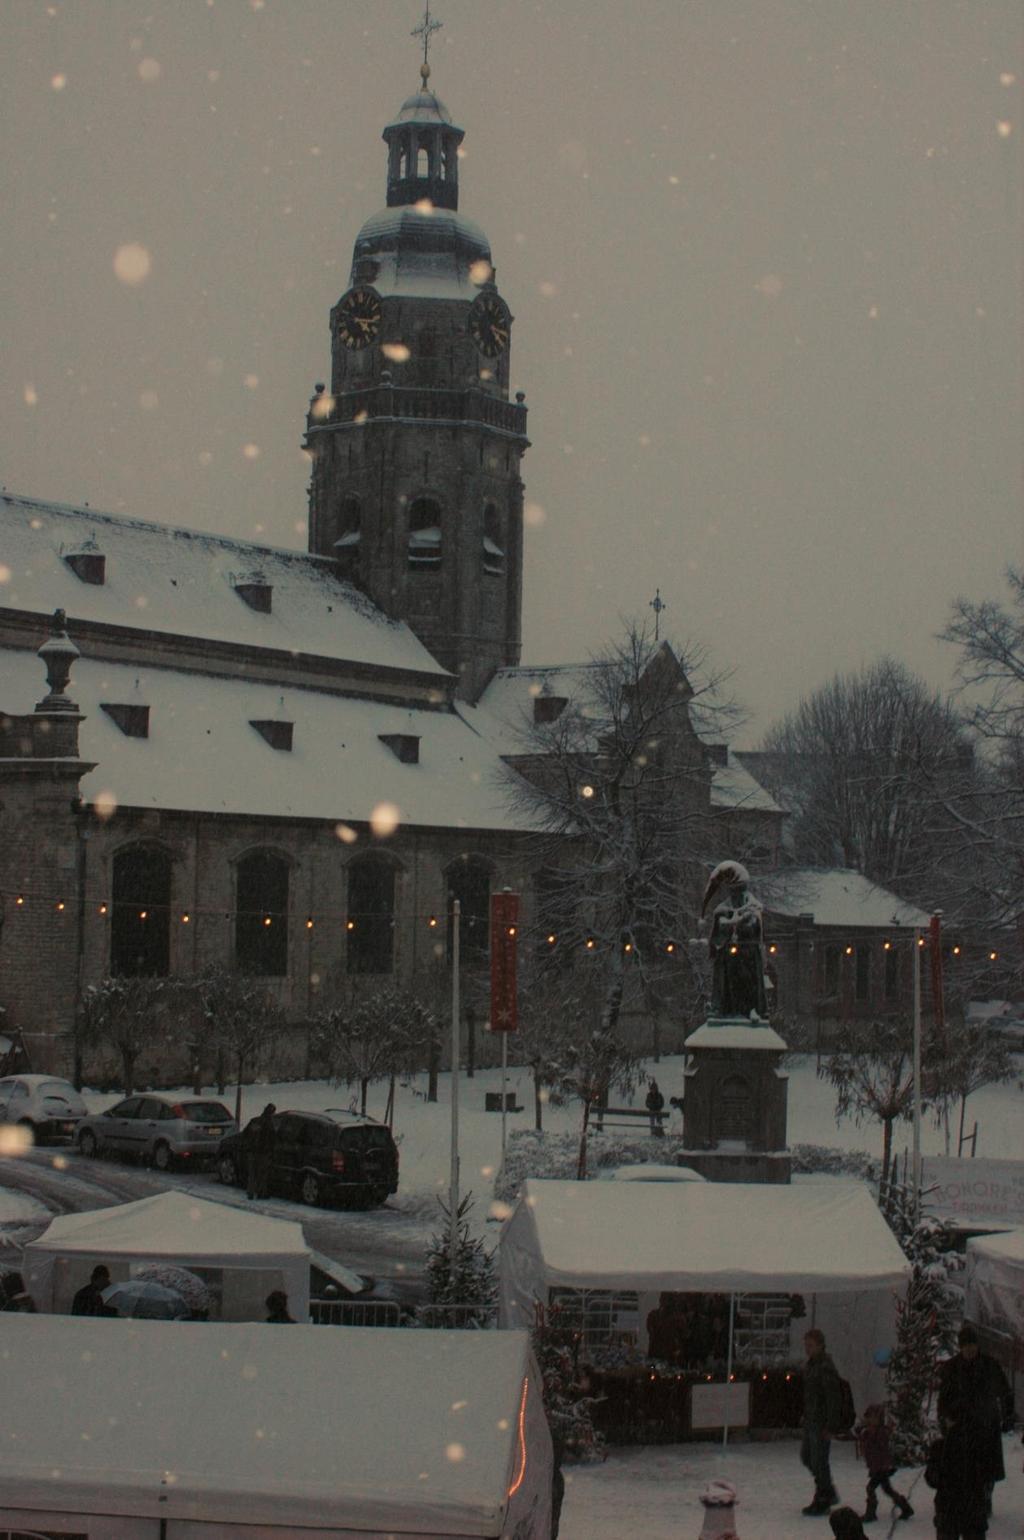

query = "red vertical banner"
[490,891,519,1032]
[929,912,946,1043]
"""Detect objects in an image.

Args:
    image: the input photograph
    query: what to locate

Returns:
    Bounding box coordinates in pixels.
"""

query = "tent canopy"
[0,1317,550,1537]
[965,1227,1024,1339]
[23,1190,311,1320]
[500,1179,909,1300]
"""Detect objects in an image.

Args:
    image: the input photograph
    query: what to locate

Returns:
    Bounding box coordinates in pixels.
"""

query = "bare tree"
[818,1017,923,1190]
[759,658,974,905]
[192,972,283,1125]
[502,621,738,1044]
[79,975,172,1095]
[311,983,435,1118]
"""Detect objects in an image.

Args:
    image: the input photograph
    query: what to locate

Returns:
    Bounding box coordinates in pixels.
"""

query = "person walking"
[800,1327,842,1516]
[928,1415,991,1540]
[856,1403,912,1524]
[265,1289,294,1323]
[247,1102,277,1200]
[71,1263,117,1317]
[937,1324,1011,1517]
[645,1078,665,1135]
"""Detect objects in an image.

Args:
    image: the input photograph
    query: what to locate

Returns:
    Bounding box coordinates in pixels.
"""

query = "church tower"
[305,47,530,702]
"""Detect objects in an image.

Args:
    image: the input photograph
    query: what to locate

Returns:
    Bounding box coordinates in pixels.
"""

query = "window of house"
[110,845,171,977]
[446,856,492,962]
[884,944,899,1000]
[823,945,840,997]
[408,498,442,570]
[235,850,289,976]
[855,944,871,1002]
[482,503,505,575]
[347,856,396,974]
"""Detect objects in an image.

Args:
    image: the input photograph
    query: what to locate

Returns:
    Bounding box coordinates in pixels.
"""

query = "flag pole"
[450,898,461,1266]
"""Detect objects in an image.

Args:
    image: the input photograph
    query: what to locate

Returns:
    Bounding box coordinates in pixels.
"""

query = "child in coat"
[857,1404,913,1524]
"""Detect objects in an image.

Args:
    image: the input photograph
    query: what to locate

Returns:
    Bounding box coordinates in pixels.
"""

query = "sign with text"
[690,1380,751,1430]
[489,891,519,1032]
[922,1157,1024,1226]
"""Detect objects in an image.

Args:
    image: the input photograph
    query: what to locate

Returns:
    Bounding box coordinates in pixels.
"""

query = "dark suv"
[216,1108,399,1209]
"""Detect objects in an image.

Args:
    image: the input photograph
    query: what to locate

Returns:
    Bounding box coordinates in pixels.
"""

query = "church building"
[0,61,781,1077]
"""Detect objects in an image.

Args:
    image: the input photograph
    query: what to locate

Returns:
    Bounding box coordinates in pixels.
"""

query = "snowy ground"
[557,1435,1024,1539]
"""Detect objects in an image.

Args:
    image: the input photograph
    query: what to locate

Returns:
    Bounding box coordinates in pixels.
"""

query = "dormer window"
[408,498,442,570]
[63,546,105,585]
[101,703,149,738]
[251,720,293,751]
[705,743,729,768]
[483,504,504,576]
[233,578,273,613]
[378,733,420,764]
[534,695,567,726]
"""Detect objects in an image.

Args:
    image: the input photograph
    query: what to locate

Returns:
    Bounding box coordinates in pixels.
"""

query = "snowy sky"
[2,1,1020,743]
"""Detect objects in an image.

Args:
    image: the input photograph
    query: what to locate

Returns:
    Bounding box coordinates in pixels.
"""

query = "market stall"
[964,1227,1024,1413]
[0,1317,551,1538]
[22,1189,311,1321]
[499,1178,910,1436]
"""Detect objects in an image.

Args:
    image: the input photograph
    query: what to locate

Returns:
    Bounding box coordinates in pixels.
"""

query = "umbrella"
[134,1264,211,1315]
[101,1279,189,1320]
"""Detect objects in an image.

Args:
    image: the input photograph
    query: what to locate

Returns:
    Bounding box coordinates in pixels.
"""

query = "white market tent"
[0,1317,551,1539]
[965,1227,1024,1340]
[22,1190,311,1322]
[499,1179,910,1411]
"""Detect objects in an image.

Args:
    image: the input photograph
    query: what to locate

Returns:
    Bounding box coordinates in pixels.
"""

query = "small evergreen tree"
[423,1194,497,1329]
[531,1302,605,1463]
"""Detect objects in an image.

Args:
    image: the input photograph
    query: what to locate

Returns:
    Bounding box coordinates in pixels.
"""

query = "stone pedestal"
[680,1017,791,1184]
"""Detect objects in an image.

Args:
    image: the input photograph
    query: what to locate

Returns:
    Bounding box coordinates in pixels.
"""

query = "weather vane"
[411,3,443,85]
[649,588,666,641]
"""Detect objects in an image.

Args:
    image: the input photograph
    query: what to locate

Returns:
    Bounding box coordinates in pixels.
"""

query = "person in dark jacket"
[0,1270,36,1312]
[856,1403,912,1523]
[929,1416,991,1540]
[71,1264,117,1317]
[800,1327,842,1515]
[645,1292,679,1362]
[247,1102,277,1200]
[265,1289,294,1323]
[937,1324,1011,1514]
[829,1509,868,1540]
[644,1078,665,1135]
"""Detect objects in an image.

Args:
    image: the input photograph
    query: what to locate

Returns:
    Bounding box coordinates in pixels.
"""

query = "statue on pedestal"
[701,860,768,1020]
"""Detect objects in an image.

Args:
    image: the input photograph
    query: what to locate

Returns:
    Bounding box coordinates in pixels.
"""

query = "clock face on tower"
[468,291,512,358]
[335,286,383,350]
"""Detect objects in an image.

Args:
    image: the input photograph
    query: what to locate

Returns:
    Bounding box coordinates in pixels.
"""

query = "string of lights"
[0,887,1003,961]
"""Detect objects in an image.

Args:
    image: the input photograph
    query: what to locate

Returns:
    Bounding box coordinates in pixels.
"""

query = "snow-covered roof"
[24,1190,308,1262]
[760,868,932,929]
[0,493,444,679]
[1,649,536,832]
[0,1318,546,1534]
[708,748,783,814]
[352,205,492,300]
[386,88,457,128]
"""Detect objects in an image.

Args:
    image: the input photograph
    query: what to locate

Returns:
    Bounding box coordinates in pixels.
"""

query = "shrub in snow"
[532,1301,605,1464]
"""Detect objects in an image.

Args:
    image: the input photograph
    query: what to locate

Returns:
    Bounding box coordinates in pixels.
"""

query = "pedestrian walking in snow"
[645,1078,665,1135]
[799,1327,842,1515]
[265,1289,294,1323]
[71,1263,117,1317]
[937,1324,1011,1518]
[247,1102,277,1199]
[927,1417,990,1540]
[667,1095,685,1136]
[856,1404,912,1523]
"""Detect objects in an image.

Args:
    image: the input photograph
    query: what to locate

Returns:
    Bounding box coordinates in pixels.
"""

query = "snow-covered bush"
[420,1193,497,1328]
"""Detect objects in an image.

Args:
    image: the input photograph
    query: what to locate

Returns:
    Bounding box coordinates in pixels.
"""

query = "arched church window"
[235,850,289,977]
[446,855,492,963]
[482,504,505,576]
[408,498,442,570]
[714,1074,753,1145]
[334,497,361,581]
[347,855,396,974]
[417,145,429,178]
[110,845,171,977]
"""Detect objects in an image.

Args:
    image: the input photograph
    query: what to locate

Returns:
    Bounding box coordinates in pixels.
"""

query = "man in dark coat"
[929,1416,991,1539]
[644,1078,665,1135]
[800,1327,842,1515]
[937,1324,1011,1514]
[246,1103,277,1200]
[71,1263,117,1317]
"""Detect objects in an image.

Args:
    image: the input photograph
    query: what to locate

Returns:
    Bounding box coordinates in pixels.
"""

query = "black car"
[216,1108,399,1209]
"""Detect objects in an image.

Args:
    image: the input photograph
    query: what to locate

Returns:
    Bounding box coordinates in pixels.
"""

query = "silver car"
[0,1074,86,1144]
[77,1094,236,1170]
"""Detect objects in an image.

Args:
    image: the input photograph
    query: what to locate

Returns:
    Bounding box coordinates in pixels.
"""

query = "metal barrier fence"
[310,1299,403,1328]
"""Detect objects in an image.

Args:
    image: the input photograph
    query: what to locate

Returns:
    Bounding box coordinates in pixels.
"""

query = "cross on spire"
[411,3,443,85]
[649,588,667,641]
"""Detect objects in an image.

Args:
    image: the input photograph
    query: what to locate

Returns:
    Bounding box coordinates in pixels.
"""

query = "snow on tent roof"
[24,1190,308,1263]
[504,1179,909,1294]
[0,650,540,831]
[0,1317,540,1534]
[760,868,931,928]
[1,493,443,678]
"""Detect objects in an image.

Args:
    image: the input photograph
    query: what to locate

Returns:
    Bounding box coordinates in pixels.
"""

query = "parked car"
[77,1094,236,1169]
[603,1164,707,1182]
[217,1108,399,1209]
[0,1075,86,1144]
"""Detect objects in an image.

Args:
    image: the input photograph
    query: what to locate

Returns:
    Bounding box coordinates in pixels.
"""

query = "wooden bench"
[593,1105,666,1135]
